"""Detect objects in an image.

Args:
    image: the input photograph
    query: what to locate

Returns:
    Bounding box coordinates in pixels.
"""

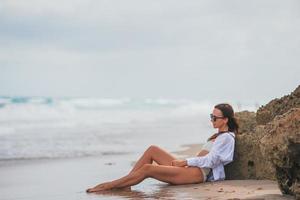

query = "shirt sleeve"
[186,134,235,169]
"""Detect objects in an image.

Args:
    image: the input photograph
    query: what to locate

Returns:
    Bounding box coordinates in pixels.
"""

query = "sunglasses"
[210,114,225,122]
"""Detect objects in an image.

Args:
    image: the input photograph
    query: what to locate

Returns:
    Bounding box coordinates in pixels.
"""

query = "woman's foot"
[86,182,113,193]
[86,183,131,193]
[122,186,132,191]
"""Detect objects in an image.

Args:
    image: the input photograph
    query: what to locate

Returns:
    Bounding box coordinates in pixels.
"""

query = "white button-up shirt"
[186,132,235,181]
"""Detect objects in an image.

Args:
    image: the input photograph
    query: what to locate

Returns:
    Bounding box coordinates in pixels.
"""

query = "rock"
[225,85,300,199]
[260,108,300,199]
[235,111,257,134]
[225,112,275,180]
[256,85,300,125]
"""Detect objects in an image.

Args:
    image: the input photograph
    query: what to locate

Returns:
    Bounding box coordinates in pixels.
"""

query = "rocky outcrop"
[225,112,276,180]
[225,85,300,199]
[256,85,300,125]
[260,108,300,199]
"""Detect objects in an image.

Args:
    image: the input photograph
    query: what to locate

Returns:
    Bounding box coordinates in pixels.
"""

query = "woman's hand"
[197,150,209,157]
[171,159,187,167]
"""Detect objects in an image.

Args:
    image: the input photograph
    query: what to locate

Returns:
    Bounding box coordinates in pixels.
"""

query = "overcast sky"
[0,0,299,104]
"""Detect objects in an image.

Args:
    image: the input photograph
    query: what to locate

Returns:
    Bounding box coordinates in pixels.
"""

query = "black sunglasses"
[210,114,225,122]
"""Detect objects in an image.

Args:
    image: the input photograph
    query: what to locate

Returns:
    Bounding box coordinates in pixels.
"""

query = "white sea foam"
[0,97,258,160]
[66,97,131,108]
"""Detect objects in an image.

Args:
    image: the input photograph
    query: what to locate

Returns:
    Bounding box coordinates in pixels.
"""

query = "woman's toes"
[86,188,92,193]
[86,188,97,193]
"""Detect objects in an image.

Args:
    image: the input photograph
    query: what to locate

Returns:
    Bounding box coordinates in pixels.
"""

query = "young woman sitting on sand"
[86,103,239,192]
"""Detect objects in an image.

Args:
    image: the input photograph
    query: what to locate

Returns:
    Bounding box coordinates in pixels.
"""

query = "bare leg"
[125,145,177,190]
[87,164,204,192]
[129,145,177,174]
[86,145,177,192]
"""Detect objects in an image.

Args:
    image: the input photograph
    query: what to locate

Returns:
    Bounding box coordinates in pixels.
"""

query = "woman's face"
[211,108,228,129]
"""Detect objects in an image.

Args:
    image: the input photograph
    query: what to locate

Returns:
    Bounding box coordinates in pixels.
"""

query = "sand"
[0,144,295,200]
[90,180,293,200]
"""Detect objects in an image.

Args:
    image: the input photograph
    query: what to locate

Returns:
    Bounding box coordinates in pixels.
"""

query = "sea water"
[0,96,256,161]
[0,97,212,161]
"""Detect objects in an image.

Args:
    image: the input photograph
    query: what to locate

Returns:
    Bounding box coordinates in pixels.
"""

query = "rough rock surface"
[256,85,300,125]
[225,85,300,199]
[260,108,300,199]
[225,112,275,180]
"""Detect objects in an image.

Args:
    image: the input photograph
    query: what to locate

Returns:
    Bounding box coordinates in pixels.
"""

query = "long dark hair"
[215,103,239,134]
[208,103,239,141]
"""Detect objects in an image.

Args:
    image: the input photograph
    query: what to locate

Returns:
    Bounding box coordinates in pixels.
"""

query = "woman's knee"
[145,145,160,156]
[147,145,160,152]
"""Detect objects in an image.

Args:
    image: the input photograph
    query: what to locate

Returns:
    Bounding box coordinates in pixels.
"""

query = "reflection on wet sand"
[90,183,195,200]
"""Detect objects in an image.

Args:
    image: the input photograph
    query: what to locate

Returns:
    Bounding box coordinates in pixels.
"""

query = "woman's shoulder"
[213,132,235,150]
[216,132,235,141]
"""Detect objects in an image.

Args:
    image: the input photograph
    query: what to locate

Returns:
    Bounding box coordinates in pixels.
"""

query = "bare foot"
[86,182,113,193]
[86,184,132,193]
[123,186,131,191]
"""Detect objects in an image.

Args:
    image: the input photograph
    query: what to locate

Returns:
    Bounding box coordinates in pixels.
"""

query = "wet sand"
[0,144,295,200]
[90,180,293,200]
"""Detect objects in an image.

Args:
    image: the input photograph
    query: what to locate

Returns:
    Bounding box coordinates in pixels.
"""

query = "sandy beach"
[2,0,300,198]
[0,143,294,200]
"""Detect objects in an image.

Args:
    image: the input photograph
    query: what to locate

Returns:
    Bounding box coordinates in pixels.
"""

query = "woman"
[86,103,239,192]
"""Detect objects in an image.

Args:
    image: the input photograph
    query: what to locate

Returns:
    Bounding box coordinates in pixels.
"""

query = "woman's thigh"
[148,145,177,166]
[143,164,204,185]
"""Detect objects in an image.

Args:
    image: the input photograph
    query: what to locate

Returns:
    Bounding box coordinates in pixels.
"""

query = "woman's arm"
[171,159,187,167]
[186,134,235,169]
[171,150,209,167]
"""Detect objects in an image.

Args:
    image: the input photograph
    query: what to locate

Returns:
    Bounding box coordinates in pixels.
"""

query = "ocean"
[0,96,228,162]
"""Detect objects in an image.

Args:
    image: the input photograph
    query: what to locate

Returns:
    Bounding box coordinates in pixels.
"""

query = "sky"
[0,0,299,104]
